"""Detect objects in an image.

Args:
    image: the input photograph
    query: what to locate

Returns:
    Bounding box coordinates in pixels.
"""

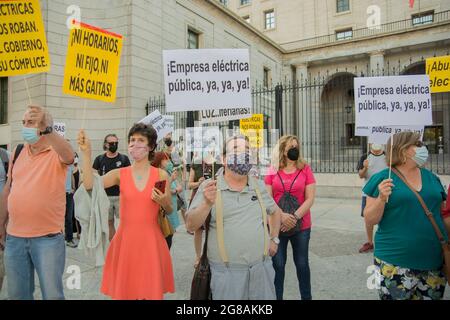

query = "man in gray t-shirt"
[357,143,387,253]
[186,135,282,300]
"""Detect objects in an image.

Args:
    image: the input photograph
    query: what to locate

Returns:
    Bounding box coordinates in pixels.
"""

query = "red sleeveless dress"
[101,166,175,299]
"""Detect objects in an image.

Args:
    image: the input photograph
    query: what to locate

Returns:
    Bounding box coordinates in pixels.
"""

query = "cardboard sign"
[163,115,174,134]
[355,126,370,137]
[368,126,424,144]
[185,126,221,155]
[138,110,171,142]
[163,49,251,112]
[426,55,450,93]
[354,75,432,127]
[63,20,123,103]
[199,107,252,124]
[240,114,264,148]
[53,122,66,137]
[0,0,50,76]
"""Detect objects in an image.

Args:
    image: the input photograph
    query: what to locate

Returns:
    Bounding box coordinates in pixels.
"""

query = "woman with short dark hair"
[77,123,175,300]
[364,131,448,300]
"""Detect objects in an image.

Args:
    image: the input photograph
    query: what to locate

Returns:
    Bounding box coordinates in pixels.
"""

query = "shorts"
[374,257,446,300]
[210,257,276,300]
[108,196,120,221]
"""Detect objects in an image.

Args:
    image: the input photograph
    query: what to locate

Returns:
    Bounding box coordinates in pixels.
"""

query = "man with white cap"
[357,144,387,253]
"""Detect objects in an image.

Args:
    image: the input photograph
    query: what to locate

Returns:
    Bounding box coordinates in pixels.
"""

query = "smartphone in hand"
[154,180,166,193]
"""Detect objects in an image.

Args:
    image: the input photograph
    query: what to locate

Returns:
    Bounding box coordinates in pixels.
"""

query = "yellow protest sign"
[426,55,450,93]
[0,0,50,76]
[240,114,264,148]
[63,20,123,103]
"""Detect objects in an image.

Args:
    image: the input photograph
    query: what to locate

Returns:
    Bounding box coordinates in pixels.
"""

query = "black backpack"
[277,170,303,237]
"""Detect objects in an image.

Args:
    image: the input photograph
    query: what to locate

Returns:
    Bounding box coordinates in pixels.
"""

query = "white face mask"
[371,144,383,153]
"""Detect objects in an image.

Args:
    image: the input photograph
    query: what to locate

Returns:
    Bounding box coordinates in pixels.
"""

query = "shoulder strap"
[9,144,24,187]
[391,167,448,245]
[276,171,287,192]
[200,214,212,261]
[253,177,269,258]
[215,189,229,265]
[288,169,302,193]
[13,144,24,166]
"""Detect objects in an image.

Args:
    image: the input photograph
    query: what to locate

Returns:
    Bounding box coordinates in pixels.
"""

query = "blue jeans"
[272,228,311,300]
[4,233,66,300]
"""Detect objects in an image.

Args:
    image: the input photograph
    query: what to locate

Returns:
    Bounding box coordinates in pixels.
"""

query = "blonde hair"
[273,135,307,170]
[386,131,421,167]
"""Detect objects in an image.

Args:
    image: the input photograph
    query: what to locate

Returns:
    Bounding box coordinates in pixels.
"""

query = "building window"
[242,15,250,23]
[412,11,434,26]
[264,10,275,30]
[0,77,7,125]
[263,68,271,88]
[336,28,353,40]
[219,0,228,6]
[240,0,251,6]
[187,29,199,49]
[336,0,350,13]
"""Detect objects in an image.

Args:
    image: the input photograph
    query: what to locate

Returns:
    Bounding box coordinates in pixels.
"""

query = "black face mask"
[165,139,172,147]
[108,142,118,153]
[287,147,299,161]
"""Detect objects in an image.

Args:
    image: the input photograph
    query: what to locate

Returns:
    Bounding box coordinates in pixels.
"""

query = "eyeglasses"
[414,141,424,147]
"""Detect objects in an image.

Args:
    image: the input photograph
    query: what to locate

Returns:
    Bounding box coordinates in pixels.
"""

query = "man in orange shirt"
[0,105,74,300]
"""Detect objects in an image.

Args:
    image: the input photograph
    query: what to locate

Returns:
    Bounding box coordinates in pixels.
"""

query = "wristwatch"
[271,236,280,245]
[40,126,53,135]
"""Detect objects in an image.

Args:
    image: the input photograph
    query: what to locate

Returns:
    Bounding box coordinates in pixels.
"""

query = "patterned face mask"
[226,152,253,176]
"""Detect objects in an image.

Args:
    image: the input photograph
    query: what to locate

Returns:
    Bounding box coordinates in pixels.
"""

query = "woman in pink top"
[77,123,175,300]
[265,135,316,300]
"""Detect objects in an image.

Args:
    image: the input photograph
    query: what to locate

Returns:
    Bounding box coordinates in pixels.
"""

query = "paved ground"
[1,197,449,300]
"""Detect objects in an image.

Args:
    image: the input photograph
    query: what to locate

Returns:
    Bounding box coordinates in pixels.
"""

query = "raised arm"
[364,179,393,226]
[30,105,74,164]
[186,181,216,233]
[77,129,119,191]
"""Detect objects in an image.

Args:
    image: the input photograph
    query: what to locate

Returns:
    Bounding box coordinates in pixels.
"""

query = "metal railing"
[281,10,450,50]
[147,60,450,175]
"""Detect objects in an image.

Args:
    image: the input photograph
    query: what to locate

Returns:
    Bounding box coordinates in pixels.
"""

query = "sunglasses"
[414,141,424,147]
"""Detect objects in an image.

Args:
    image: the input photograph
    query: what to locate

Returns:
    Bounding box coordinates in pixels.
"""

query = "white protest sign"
[138,110,171,142]
[369,126,424,145]
[199,107,252,124]
[163,115,174,134]
[354,75,432,126]
[355,126,370,137]
[53,122,66,137]
[163,49,251,112]
[185,126,221,155]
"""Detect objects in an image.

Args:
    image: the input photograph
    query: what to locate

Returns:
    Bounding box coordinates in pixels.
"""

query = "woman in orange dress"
[77,123,175,300]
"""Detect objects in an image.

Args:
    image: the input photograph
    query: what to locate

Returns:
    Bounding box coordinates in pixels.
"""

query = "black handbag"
[190,214,212,300]
[277,170,303,237]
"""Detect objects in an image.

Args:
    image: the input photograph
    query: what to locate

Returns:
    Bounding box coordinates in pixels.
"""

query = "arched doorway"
[320,72,362,169]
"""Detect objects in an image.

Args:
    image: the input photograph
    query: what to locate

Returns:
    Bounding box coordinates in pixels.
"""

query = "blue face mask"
[412,146,429,167]
[22,127,40,145]
[165,161,174,174]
